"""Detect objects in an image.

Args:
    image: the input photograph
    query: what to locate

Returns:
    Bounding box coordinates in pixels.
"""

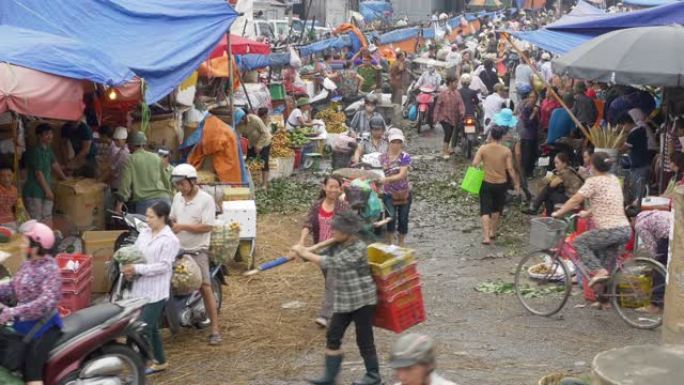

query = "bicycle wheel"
[610,257,666,329]
[514,251,572,316]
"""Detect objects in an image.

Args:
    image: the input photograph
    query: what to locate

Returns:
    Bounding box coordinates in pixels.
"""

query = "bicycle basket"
[529,217,568,249]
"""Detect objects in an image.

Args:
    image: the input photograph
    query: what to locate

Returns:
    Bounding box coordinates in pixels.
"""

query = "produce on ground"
[315,107,347,134]
[271,129,294,158]
[475,280,565,298]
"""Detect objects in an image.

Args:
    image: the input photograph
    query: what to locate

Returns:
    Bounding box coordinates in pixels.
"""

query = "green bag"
[461,167,485,195]
[0,367,22,385]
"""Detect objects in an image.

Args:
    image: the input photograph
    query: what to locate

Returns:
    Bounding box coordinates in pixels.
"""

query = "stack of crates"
[56,254,93,314]
[367,243,425,333]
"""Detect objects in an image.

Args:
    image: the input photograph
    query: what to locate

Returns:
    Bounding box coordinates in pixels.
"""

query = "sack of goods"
[332,133,357,154]
[367,243,425,333]
[209,221,241,265]
[172,255,202,295]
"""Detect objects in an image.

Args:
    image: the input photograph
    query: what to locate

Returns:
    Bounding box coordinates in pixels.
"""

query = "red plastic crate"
[56,254,92,280]
[59,277,93,313]
[240,137,249,155]
[373,285,426,333]
[377,274,421,303]
[373,263,418,292]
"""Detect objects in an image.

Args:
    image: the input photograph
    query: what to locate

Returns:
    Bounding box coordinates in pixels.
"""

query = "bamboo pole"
[501,32,592,140]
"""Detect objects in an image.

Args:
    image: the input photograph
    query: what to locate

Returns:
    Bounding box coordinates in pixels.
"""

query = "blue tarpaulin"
[545,0,607,28]
[236,52,291,71]
[299,36,352,56]
[0,0,238,103]
[0,25,134,86]
[624,0,678,7]
[378,28,420,45]
[359,1,394,22]
[510,1,684,54]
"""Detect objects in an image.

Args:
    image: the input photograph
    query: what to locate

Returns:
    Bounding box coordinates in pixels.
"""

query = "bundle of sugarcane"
[587,124,629,149]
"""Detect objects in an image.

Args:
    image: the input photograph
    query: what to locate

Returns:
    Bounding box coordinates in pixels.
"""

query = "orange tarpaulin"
[188,115,242,183]
[198,52,241,89]
[334,24,368,47]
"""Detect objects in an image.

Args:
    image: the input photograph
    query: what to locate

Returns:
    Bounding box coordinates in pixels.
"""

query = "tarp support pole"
[502,32,592,140]
[228,32,235,128]
[240,71,255,112]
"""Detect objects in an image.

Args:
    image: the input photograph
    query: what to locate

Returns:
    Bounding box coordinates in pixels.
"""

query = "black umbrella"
[552,25,684,87]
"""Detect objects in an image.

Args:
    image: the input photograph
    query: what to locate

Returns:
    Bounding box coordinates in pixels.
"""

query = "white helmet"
[171,163,198,183]
[460,73,472,85]
[439,13,448,20]
[541,52,551,61]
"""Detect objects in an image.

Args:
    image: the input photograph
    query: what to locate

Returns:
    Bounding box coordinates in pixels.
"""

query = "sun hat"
[388,334,436,369]
[331,211,363,234]
[388,129,405,143]
[113,126,128,140]
[493,108,518,128]
[128,131,147,146]
[234,108,246,124]
[296,97,310,107]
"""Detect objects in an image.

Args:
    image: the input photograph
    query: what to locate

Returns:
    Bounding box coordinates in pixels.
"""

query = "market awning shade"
[552,26,684,87]
[0,63,85,121]
[210,35,271,59]
[467,0,503,9]
[0,0,237,103]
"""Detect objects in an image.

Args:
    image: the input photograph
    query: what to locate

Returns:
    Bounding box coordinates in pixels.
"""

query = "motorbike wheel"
[58,344,145,385]
[466,137,474,160]
[416,111,424,133]
[212,276,223,313]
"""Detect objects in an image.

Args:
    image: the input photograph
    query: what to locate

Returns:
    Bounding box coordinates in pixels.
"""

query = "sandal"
[145,362,168,375]
[481,240,491,245]
[588,274,609,288]
[208,333,222,346]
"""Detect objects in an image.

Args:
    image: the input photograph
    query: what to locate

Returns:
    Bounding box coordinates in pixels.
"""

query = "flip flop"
[481,241,491,245]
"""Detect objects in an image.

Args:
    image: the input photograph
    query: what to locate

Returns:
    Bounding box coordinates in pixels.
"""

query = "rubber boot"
[352,355,382,385]
[308,354,343,385]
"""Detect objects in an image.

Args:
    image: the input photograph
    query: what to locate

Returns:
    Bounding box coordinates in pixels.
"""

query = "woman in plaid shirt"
[292,211,380,385]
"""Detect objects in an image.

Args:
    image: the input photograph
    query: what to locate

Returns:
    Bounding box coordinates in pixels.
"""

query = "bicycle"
[513,215,667,329]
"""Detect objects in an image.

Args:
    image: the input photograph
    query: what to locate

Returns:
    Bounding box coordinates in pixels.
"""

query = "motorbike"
[415,85,436,133]
[535,140,583,177]
[1,298,150,385]
[108,212,226,334]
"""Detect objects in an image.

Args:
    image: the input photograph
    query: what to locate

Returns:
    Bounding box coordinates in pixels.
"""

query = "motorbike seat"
[55,303,123,346]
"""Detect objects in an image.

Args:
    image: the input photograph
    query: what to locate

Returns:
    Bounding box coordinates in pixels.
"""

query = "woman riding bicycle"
[552,152,631,288]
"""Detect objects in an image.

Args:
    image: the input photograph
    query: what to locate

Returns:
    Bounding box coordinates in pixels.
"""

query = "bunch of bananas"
[271,129,294,158]
[228,221,241,233]
[247,158,265,173]
[316,107,347,134]
[288,130,311,148]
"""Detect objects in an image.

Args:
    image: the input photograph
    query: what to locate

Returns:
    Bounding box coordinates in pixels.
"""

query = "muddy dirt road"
[151,126,657,385]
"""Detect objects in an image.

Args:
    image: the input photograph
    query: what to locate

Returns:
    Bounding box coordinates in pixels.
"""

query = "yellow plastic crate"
[367,243,415,279]
[223,187,251,201]
[617,274,652,309]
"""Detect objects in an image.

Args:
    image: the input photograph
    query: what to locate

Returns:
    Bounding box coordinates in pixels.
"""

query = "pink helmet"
[19,220,55,249]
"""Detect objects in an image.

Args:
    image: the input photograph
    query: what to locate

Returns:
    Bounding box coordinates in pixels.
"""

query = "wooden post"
[663,186,684,343]
[501,32,592,139]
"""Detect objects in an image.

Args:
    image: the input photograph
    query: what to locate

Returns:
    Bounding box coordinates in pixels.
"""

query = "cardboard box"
[83,230,125,293]
[54,178,107,231]
[217,200,256,238]
[132,115,180,152]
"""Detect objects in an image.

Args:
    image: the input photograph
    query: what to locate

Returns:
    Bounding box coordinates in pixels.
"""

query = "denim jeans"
[383,193,412,235]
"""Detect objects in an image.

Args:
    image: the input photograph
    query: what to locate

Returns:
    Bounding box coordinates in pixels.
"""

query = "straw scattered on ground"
[150,213,327,385]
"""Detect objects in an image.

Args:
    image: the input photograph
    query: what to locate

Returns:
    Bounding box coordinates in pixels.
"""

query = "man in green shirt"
[114,132,171,215]
[23,124,67,225]
[356,55,381,93]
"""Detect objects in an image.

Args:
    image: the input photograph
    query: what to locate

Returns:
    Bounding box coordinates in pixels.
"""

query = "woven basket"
[209,225,240,265]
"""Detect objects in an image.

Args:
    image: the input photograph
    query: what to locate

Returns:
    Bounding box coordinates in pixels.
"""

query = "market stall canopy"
[299,36,352,57]
[624,0,680,7]
[552,25,684,87]
[467,0,503,9]
[508,1,684,54]
[360,1,394,23]
[0,0,237,103]
[545,0,607,28]
[0,25,134,87]
[210,35,271,59]
[0,63,85,120]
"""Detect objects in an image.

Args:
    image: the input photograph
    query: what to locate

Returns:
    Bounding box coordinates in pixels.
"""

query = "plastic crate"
[374,263,419,293]
[269,83,285,101]
[59,277,93,313]
[373,285,425,333]
[56,254,93,283]
[367,243,415,279]
[377,274,421,303]
[529,218,568,250]
[617,274,652,309]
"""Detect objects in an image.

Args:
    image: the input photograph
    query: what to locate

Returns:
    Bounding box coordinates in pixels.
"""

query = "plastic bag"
[113,245,145,265]
[289,46,302,68]
[460,167,485,195]
[171,255,202,295]
[0,366,22,385]
[209,223,240,265]
[332,133,357,154]
[407,104,417,121]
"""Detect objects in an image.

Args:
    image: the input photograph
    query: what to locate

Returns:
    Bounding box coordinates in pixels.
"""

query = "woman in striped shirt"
[120,201,179,374]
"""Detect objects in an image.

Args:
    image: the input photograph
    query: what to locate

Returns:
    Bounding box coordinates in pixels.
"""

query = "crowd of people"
[0,4,681,385]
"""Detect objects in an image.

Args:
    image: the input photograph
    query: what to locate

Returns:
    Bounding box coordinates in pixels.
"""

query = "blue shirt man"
[546,108,576,144]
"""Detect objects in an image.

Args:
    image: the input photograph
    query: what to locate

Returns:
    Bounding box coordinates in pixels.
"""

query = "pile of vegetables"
[247,158,265,173]
[316,107,347,134]
[288,130,311,148]
[271,130,294,158]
